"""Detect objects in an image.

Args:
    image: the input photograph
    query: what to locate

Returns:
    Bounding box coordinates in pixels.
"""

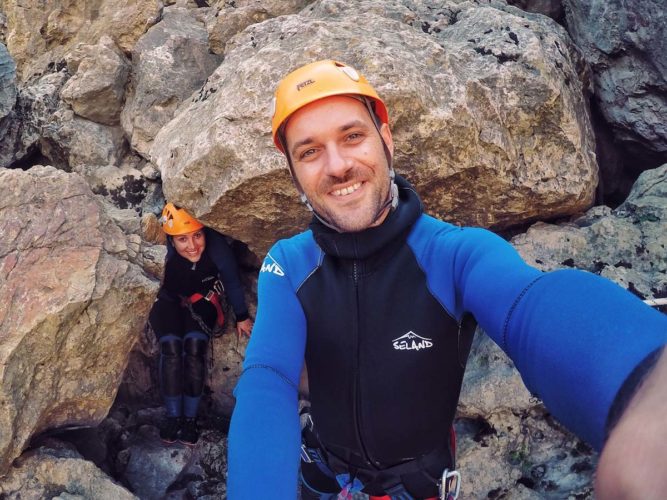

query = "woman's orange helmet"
[159,203,204,236]
[271,60,389,153]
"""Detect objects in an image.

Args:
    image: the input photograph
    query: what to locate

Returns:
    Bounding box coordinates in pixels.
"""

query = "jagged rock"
[0,0,162,81]
[203,0,314,55]
[2,69,129,170]
[511,164,667,301]
[563,0,667,164]
[121,7,223,159]
[0,166,160,474]
[151,0,596,257]
[60,36,131,126]
[0,445,137,500]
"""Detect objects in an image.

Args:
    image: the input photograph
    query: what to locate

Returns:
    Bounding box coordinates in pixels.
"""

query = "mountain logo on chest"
[392,331,434,351]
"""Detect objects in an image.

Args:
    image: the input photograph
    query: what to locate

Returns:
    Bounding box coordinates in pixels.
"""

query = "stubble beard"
[311,167,390,232]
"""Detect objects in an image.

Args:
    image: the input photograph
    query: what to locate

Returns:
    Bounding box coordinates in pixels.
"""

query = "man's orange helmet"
[271,60,389,153]
[159,203,204,236]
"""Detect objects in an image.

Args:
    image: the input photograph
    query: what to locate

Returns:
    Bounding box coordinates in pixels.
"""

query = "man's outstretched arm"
[227,243,308,499]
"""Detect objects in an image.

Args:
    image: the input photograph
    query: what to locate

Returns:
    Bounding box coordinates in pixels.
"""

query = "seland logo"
[261,253,285,277]
[392,331,433,351]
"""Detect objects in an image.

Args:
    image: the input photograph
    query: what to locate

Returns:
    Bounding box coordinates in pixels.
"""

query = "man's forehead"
[284,95,373,137]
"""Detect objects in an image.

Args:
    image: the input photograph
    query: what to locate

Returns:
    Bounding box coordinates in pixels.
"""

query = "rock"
[511,164,667,301]
[0,42,16,118]
[122,425,195,500]
[3,69,129,170]
[0,0,162,81]
[0,166,160,474]
[0,445,137,500]
[204,0,313,55]
[563,0,667,164]
[121,7,223,159]
[151,0,597,257]
[60,36,131,125]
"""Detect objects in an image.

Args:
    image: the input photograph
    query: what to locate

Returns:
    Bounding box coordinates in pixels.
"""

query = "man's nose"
[324,144,352,178]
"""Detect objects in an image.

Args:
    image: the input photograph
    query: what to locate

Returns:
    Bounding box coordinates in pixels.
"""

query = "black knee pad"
[159,336,183,397]
[160,337,183,356]
[183,332,208,397]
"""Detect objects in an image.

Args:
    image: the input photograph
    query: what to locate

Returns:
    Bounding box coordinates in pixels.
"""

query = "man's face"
[284,95,394,232]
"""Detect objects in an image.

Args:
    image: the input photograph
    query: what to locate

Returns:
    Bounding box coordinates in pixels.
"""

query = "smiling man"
[228,60,667,499]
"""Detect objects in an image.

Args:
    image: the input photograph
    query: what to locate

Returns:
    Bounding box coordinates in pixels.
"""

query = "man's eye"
[347,132,363,141]
[300,148,316,159]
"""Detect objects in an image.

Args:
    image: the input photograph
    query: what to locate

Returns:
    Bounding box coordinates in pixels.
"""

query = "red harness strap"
[185,290,225,327]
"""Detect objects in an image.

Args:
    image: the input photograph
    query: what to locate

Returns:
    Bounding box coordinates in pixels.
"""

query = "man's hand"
[236,318,253,339]
[596,348,667,499]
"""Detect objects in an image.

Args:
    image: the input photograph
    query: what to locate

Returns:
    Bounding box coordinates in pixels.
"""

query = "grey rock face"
[60,36,131,125]
[563,0,667,162]
[121,7,223,159]
[0,166,159,474]
[511,164,667,302]
[507,0,564,22]
[0,42,16,118]
[152,0,596,256]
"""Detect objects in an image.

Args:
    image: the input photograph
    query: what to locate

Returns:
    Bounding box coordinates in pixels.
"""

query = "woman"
[149,203,253,445]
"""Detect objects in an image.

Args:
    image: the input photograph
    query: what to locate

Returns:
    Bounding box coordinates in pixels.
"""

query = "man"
[228,60,667,499]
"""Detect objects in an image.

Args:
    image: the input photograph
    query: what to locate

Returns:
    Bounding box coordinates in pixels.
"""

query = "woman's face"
[172,229,206,263]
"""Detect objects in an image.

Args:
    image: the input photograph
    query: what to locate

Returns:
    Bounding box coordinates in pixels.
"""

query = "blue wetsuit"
[228,177,667,498]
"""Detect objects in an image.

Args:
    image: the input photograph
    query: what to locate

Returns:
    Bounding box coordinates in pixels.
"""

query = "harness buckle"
[205,290,216,301]
[300,444,313,463]
[439,469,461,500]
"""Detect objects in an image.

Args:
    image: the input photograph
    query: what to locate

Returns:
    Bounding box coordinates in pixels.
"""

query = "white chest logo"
[392,331,433,351]
[260,253,285,276]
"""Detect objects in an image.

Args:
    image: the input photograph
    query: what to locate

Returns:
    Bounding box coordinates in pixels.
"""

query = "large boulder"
[0,0,162,81]
[0,166,160,474]
[151,0,597,257]
[563,0,667,165]
[121,7,223,159]
[60,36,131,126]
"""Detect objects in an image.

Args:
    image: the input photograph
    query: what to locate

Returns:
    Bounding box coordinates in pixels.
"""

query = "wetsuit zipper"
[352,259,376,469]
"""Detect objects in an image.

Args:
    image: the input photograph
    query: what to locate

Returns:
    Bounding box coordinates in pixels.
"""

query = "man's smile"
[330,181,363,197]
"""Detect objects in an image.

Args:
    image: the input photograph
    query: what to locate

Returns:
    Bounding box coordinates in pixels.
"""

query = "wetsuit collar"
[310,175,422,260]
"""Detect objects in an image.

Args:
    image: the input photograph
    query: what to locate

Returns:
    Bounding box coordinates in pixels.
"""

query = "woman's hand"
[236,318,254,339]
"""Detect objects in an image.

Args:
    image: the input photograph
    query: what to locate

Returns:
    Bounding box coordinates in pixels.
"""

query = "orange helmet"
[159,203,204,236]
[271,60,389,153]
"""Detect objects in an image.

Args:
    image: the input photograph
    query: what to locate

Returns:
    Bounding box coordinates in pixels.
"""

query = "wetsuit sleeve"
[205,228,249,321]
[446,226,667,450]
[227,242,306,499]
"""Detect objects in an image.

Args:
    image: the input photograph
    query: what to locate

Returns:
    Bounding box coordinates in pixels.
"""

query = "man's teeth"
[332,182,362,197]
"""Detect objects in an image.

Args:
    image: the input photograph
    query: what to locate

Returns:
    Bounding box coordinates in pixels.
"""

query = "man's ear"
[380,122,394,159]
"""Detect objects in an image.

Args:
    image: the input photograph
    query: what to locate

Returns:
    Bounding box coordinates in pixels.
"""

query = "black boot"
[160,416,181,443]
[179,417,200,446]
